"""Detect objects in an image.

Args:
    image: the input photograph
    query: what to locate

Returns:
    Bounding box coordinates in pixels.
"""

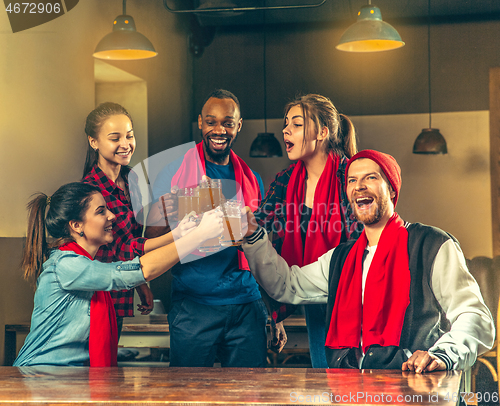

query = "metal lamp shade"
[413,128,447,154]
[249,133,283,158]
[336,5,404,52]
[93,15,157,60]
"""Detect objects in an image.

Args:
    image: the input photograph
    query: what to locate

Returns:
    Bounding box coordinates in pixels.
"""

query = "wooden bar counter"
[0,366,462,405]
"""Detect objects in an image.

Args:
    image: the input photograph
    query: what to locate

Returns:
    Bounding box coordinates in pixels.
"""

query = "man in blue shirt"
[145,89,270,367]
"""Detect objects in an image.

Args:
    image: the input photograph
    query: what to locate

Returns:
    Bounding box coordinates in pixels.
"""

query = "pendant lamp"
[336,0,404,52]
[413,0,447,154]
[249,7,282,158]
[93,0,157,60]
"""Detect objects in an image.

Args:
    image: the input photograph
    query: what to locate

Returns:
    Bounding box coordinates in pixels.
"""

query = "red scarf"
[281,154,343,267]
[325,213,410,353]
[59,242,118,367]
[171,142,261,270]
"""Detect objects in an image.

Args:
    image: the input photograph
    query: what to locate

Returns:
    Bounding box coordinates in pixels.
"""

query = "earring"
[79,231,84,237]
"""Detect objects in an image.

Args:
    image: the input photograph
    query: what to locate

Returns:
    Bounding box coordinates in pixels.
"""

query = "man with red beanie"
[242,149,494,372]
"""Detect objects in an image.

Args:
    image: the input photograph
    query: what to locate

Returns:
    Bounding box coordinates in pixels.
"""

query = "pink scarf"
[172,142,261,270]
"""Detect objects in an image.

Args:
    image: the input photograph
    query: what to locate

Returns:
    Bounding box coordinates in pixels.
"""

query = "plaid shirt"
[254,156,362,323]
[82,165,147,317]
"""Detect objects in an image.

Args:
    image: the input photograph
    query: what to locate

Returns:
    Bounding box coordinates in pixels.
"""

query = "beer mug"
[221,200,244,247]
[198,179,222,252]
[178,187,199,221]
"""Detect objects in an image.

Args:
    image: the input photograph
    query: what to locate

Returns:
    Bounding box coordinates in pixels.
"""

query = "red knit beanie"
[345,150,402,207]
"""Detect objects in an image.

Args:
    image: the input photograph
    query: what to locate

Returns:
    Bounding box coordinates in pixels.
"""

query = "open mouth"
[284,140,294,153]
[116,151,131,157]
[209,137,229,151]
[104,225,113,232]
[355,196,374,210]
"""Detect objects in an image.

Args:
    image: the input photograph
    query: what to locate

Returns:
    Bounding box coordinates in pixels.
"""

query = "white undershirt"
[358,244,376,365]
[362,245,377,304]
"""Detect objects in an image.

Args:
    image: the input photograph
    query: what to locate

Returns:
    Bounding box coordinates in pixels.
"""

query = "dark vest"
[325,223,455,369]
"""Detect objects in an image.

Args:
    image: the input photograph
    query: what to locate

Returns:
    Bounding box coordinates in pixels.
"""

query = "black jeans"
[168,297,268,367]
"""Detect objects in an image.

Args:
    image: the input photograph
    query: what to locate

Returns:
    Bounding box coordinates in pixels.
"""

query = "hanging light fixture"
[336,0,404,52]
[93,0,157,60]
[413,0,447,154]
[250,7,282,158]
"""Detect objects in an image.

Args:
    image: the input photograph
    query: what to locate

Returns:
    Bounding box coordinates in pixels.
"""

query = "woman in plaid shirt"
[82,102,178,336]
[254,94,362,368]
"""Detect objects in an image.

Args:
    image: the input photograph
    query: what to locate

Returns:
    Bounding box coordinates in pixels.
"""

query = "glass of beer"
[178,187,199,221]
[221,200,244,247]
[198,179,222,252]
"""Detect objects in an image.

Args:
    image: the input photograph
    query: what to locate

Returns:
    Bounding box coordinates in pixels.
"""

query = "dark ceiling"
[165,0,500,27]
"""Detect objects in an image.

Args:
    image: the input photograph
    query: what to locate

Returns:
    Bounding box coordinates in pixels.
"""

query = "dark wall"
[193,18,500,120]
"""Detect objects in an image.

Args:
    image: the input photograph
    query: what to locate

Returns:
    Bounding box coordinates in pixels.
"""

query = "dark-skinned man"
[146,89,286,367]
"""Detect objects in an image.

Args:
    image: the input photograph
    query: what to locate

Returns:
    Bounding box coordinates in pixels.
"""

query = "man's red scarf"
[281,154,343,267]
[59,242,118,367]
[171,142,261,270]
[326,213,410,353]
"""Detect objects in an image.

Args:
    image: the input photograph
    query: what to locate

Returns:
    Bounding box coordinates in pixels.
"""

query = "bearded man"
[242,149,494,372]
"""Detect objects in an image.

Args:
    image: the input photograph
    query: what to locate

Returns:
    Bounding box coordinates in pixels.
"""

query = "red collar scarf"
[171,142,261,270]
[281,153,343,267]
[59,242,118,367]
[325,213,410,353]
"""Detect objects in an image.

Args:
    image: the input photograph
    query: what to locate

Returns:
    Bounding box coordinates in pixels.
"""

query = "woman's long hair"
[82,102,133,178]
[22,182,100,285]
[284,94,357,159]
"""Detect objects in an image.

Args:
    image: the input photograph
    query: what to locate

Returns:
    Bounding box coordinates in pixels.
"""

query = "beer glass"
[198,179,222,252]
[221,200,244,247]
[178,187,199,221]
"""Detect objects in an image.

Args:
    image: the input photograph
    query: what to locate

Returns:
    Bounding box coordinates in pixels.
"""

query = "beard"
[202,131,237,164]
[352,194,390,226]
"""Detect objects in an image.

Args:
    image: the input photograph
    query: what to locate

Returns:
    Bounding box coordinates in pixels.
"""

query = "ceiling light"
[93,0,157,60]
[336,1,404,52]
[413,0,447,154]
[249,6,282,158]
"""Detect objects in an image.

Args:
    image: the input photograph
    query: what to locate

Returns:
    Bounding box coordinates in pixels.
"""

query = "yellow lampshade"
[93,15,157,60]
[336,5,404,52]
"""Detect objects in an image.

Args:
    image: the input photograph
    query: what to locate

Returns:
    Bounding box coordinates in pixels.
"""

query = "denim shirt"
[14,250,146,367]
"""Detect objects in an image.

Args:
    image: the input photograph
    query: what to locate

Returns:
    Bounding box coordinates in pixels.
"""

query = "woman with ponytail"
[15,182,222,367]
[254,94,362,368]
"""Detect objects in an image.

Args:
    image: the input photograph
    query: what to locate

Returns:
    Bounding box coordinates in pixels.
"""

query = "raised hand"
[242,206,259,237]
[159,186,179,222]
[197,207,224,240]
[172,214,199,240]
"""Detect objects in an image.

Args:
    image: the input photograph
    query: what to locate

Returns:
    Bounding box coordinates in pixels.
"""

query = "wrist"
[171,226,180,240]
[245,226,265,244]
[429,350,452,370]
[188,227,206,246]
